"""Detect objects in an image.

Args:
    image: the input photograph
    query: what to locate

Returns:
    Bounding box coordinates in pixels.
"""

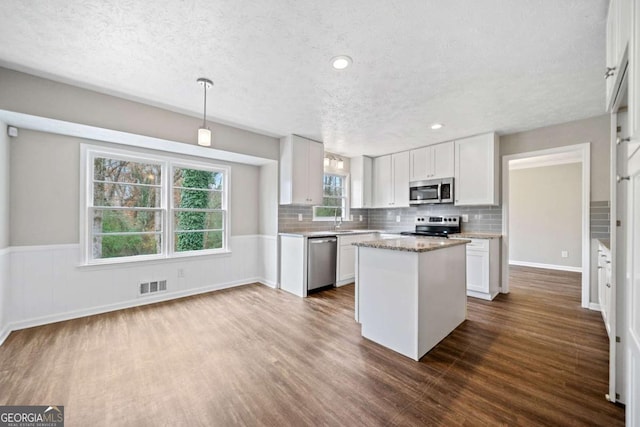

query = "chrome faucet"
[334,208,343,230]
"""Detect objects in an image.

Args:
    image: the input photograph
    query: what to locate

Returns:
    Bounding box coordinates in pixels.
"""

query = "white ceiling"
[0,0,608,157]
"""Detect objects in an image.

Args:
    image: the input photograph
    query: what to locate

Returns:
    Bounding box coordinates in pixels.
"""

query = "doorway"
[501,143,591,307]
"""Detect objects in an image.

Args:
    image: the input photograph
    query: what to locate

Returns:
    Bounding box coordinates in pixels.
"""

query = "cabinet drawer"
[466,238,489,251]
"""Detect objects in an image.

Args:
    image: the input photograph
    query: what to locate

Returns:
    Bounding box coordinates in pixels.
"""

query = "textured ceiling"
[0,0,608,157]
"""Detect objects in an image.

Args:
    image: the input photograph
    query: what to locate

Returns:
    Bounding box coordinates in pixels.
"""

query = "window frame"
[81,145,230,265]
[313,172,350,222]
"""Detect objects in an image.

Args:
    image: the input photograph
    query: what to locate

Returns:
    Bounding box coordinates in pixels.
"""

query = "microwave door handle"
[437,183,442,202]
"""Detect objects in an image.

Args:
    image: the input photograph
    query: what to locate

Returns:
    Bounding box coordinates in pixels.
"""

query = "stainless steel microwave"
[409,178,454,205]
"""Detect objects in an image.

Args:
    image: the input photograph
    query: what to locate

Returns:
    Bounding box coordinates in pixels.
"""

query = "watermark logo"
[0,405,64,427]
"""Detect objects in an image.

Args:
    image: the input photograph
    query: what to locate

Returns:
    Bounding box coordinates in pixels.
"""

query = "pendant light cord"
[202,83,207,128]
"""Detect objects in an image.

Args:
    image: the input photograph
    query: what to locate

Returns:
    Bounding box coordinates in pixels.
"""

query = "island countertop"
[353,236,470,253]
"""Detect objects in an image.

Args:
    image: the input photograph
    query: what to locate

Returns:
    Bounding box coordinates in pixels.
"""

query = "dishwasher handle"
[309,238,337,244]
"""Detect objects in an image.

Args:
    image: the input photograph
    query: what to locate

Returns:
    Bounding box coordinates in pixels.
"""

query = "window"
[84,147,229,264]
[313,173,349,221]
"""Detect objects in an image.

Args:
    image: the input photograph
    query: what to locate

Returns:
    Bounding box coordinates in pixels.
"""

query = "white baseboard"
[0,324,11,346]
[258,279,277,288]
[8,277,264,334]
[509,260,582,273]
[588,302,601,311]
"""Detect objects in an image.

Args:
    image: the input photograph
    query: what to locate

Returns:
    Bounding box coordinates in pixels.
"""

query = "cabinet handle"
[617,175,630,183]
[606,260,611,264]
[606,283,611,288]
[598,266,603,270]
[617,137,630,145]
[605,67,616,79]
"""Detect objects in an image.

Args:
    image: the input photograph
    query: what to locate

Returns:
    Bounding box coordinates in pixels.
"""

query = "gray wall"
[509,163,582,268]
[259,162,279,236]
[500,114,610,201]
[0,67,280,161]
[10,129,260,246]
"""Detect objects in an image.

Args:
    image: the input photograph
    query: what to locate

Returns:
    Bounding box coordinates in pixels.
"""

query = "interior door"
[627,139,640,426]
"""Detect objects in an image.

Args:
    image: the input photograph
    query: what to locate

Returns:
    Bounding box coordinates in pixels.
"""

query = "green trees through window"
[88,151,227,262]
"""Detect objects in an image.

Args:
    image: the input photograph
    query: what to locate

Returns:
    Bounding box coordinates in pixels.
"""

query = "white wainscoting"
[0,247,10,345]
[1,235,277,345]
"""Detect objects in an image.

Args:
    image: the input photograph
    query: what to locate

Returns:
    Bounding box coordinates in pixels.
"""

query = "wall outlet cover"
[359,215,363,222]
[395,215,401,222]
[350,214,354,221]
[561,251,568,258]
[462,214,469,223]
[298,213,303,221]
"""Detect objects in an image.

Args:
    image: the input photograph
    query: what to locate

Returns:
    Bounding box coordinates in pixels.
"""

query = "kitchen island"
[354,236,470,361]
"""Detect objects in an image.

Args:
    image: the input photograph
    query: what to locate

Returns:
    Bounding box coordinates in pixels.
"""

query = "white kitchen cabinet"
[336,233,377,286]
[457,238,500,300]
[350,156,373,208]
[630,0,640,141]
[454,133,499,206]
[373,151,410,208]
[598,241,613,337]
[279,135,324,205]
[606,0,632,111]
[409,141,454,181]
[279,234,308,297]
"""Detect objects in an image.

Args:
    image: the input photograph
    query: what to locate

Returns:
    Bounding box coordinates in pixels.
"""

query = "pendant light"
[197,77,213,147]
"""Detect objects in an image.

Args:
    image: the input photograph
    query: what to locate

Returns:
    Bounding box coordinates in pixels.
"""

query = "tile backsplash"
[278,205,370,232]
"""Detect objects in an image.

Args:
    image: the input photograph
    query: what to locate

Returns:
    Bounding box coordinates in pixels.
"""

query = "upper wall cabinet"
[630,0,640,140]
[279,135,324,205]
[351,156,373,209]
[373,151,410,208]
[409,141,454,182]
[606,0,632,111]
[454,133,499,206]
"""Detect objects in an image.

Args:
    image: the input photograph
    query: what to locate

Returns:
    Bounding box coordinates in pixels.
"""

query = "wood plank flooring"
[0,266,625,426]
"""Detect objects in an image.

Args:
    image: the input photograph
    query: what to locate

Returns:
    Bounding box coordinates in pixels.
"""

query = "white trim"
[0,109,275,166]
[502,142,591,308]
[7,277,263,333]
[0,246,10,256]
[508,260,583,273]
[0,324,10,347]
[9,243,80,253]
[258,280,277,288]
[589,302,602,312]
[509,157,581,170]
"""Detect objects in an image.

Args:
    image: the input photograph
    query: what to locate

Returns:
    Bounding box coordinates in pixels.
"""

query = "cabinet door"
[339,245,356,281]
[409,147,432,181]
[351,156,372,208]
[432,141,454,179]
[631,0,640,141]
[373,155,393,207]
[392,151,410,207]
[454,133,498,206]
[306,140,325,205]
[466,250,489,293]
[289,138,311,204]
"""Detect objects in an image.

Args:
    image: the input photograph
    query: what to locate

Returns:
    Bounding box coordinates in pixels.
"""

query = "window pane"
[92,209,162,233]
[174,211,223,232]
[175,230,223,252]
[94,158,161,185]
[173,189,222,209]
[173,168,223,190]
[323,185,343,197]
[322,197,344,207]
[93,234,161,259]
[94,183,161,208]
[315,207,342,217]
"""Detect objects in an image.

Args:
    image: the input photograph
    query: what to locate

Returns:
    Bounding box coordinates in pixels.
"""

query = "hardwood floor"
[0,266,625,426]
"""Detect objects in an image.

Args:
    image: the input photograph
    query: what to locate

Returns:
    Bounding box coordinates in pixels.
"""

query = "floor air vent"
[140,280,167,296]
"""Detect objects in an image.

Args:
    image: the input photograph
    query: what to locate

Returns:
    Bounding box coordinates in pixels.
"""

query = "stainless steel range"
[400,215,461,238]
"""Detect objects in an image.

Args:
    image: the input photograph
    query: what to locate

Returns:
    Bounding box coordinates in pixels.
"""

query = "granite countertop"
[279,229,385,238]
[353,236,471,253]
[449,232,502,239]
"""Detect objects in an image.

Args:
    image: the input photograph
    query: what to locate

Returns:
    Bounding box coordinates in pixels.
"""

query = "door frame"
[501,143,591,308]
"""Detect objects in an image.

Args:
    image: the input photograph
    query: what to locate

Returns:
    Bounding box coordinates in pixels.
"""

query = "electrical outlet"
[178,268,184,278]
[395,215,401,223]
[298,213,303,221]
[359,215,363,222]
[462,214,469,223]
[561,251,568,258]
[350,214,354,221]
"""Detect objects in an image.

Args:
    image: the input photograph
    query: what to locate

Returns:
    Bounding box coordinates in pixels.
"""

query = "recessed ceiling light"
[331,55,352,70]
[431,123,444,130]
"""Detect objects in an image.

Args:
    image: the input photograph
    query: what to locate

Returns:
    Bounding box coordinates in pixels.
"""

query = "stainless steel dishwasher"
[307,236,337,292]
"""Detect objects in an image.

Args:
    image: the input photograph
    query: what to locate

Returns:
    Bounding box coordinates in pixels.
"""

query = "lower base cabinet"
[336,233,377,286]
[454,238,500,300]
